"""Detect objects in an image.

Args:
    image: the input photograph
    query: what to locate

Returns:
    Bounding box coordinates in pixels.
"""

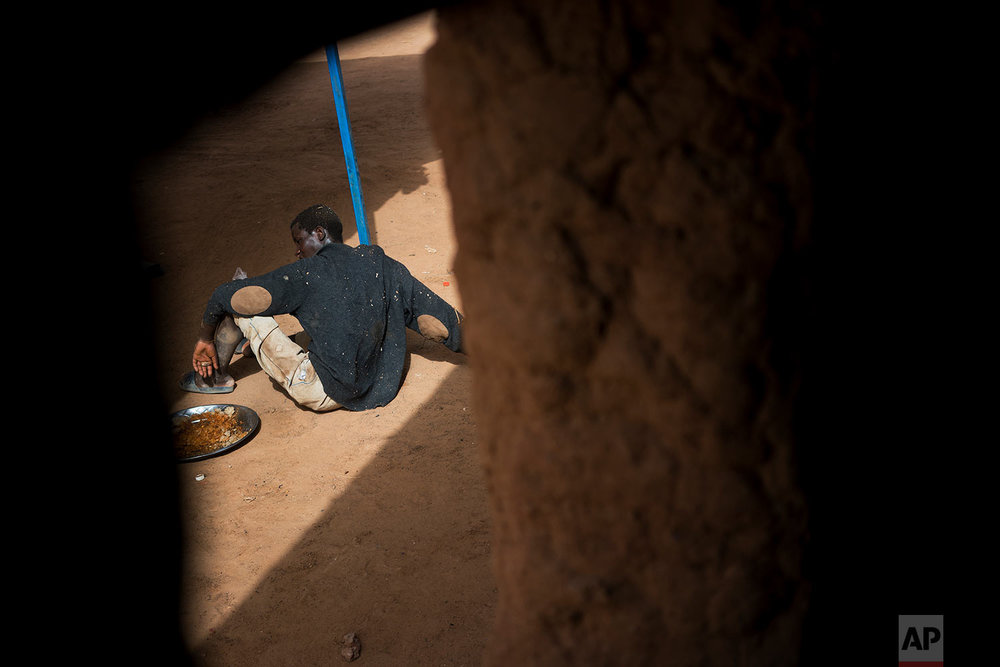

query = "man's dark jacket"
[202,243,462,410]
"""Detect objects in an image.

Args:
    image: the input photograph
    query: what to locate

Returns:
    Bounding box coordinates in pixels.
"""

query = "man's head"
[290,204,344,259]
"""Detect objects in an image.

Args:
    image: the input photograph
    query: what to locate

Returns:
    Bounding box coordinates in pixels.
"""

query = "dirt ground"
[132,12,495,665]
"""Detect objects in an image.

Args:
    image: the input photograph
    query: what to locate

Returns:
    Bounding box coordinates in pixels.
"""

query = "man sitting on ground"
[180,204,464,412]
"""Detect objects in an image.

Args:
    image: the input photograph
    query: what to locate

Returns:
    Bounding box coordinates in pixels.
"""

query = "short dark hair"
[291,204,343,243]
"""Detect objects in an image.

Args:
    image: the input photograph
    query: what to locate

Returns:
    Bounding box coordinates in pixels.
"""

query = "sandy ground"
[132,12,495,665]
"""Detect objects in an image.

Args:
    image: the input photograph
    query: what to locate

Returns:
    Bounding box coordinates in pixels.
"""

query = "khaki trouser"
[235,316,340,412]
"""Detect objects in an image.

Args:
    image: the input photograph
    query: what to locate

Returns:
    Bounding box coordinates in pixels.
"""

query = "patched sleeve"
[385,255,464,353]
[201,261,310,326]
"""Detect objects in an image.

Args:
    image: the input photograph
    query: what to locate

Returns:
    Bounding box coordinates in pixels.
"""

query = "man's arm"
[385,255,464,353]
[190,262,306,377]
[191,289,228,379]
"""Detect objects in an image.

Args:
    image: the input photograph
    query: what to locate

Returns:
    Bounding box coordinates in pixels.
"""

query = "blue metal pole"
[325,43,371,245]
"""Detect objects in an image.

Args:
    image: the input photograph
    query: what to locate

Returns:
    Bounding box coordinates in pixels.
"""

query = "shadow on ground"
[189,367,496,666]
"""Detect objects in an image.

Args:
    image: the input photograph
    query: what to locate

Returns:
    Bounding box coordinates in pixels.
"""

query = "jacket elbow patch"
[417,314,449,342]
[231,285,272,315]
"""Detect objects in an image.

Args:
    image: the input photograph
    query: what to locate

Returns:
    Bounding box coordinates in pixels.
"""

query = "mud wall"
[425,0,827,663]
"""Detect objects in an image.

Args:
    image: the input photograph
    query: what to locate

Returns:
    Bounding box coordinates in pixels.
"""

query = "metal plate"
[170,404,260,463]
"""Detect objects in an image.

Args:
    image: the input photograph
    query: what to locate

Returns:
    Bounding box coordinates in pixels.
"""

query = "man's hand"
[193,339,219,378]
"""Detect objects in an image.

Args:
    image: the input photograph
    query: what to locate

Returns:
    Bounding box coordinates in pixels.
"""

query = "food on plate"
[172,406,250,459]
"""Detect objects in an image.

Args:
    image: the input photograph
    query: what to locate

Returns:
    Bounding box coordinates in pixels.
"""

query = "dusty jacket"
[202,243,462,410]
